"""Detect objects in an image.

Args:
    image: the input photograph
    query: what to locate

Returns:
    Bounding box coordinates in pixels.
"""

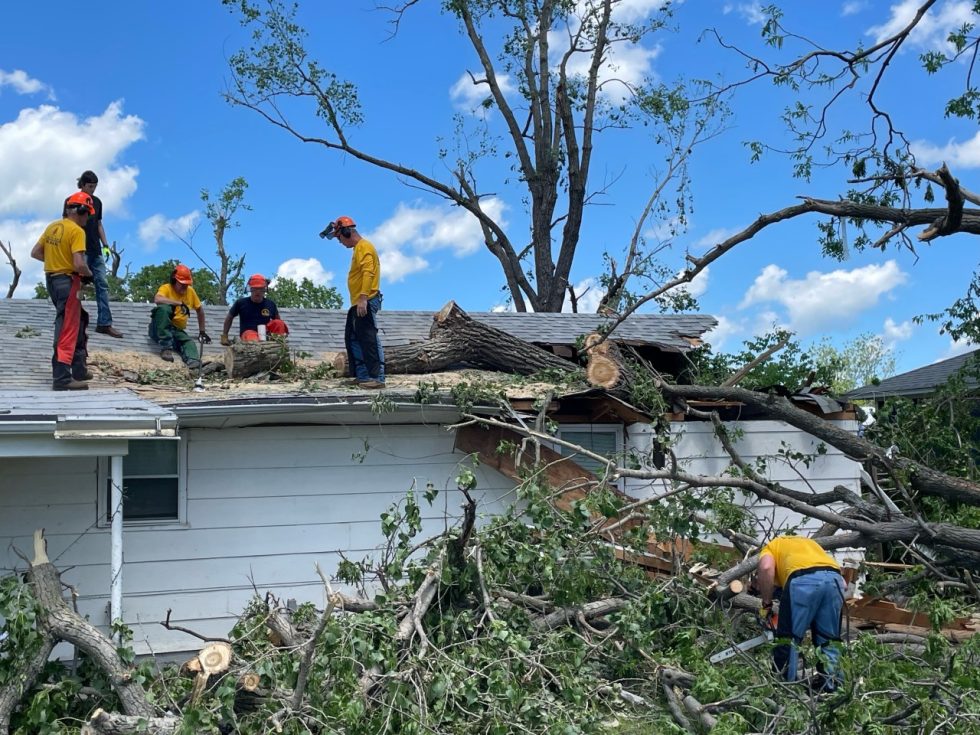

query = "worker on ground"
[64,171,123,338]
[30,192,95,391]
[755,535,845,692]
[321,216,385,388]
[149,264,211,368]
[220,273,289,344]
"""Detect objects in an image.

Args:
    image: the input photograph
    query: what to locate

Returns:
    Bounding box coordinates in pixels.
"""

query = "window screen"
[558,429,619,478]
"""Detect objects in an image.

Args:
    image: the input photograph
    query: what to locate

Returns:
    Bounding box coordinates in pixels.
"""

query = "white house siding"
[0,424,515,654]
[625,420,862,539]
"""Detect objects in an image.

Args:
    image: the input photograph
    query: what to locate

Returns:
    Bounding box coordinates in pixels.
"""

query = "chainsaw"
[709,611,777,664]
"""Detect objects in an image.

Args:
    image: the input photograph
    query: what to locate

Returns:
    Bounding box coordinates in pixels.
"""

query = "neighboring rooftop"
[0,299,716,393]
[847,349,979,400]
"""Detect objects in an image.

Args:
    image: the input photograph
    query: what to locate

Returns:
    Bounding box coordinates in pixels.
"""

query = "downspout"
[109,454,124,635]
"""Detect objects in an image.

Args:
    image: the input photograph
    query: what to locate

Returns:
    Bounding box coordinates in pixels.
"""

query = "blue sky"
[1,1,977,373]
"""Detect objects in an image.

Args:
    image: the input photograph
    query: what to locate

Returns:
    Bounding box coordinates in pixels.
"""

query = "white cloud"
[370,199,505,257]
[137,211,201,251]
[564,276,605,313]
[0,217,50,297]
[722,3,767,24]
[739,260,908,334]
[274,257,334,287]
[671,266,710,299]
[841,1,867,16]
[380,250,429,283]
[450,72,515,115]
[911,130,980,169]
[691,226,740,252]
[882,317,914,349]
[939,335,976,360]
[868,1,975,51]
[0,69,53,98]
[0,101,144,218]
[703,315,744,351]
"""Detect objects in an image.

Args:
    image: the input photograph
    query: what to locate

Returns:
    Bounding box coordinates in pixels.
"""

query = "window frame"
[97,436,187,528]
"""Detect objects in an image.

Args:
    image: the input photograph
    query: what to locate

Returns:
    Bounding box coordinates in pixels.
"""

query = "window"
[557,426,622,481]
[102,439,182,524]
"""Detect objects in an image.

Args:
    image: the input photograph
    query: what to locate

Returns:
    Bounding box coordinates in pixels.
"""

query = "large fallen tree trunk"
[224,340,286,378]
[660,382,980,507]
[383,300,577,376]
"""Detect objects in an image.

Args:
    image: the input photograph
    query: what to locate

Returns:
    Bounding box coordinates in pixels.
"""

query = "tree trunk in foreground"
[224,340,285,378]
[384,301,577,375]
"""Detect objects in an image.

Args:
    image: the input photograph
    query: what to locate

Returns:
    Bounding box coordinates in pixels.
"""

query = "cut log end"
[32,528,49,566]
[239,672,261,692]
[198,641,232,676]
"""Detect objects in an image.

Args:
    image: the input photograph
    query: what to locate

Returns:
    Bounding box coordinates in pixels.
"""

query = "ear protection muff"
[339,226,353,239]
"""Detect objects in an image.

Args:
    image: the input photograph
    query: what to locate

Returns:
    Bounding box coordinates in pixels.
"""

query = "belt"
[787,566,841,584]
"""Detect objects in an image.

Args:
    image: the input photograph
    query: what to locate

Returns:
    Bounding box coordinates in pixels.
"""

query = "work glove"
[199,331,212,345]
[220,333,231,346]
[758,604,774,628]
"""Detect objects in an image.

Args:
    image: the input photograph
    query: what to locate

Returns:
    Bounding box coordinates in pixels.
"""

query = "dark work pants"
[47,273,89,386]
[344,294,384,382]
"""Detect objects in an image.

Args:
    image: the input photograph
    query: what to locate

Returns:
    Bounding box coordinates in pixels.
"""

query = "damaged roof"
[847,349,979,400]
[0,299,716,392]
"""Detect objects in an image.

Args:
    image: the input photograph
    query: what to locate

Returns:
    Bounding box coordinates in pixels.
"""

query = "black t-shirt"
[62,194,103,256]
[228,297,279,334]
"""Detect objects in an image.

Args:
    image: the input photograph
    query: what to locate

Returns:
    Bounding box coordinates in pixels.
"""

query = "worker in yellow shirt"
[321,215,385,388]
[149,264,211,368]
[756,535,845,691]
[30,192,95,390]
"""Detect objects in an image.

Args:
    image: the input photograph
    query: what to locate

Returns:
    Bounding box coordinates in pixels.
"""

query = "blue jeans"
[345,294,385,382]
[774,570,845,690]
[86,251,113,327]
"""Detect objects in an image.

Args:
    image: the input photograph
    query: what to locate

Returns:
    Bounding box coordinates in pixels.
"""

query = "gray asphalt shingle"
[0,298,716,391]
[847,349,979,399]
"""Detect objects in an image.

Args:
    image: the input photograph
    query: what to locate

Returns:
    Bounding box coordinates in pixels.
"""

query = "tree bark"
[0,638,55,734]
[224,340,285,378]
[26,530,155,719]
[384,301,577,375]
[661,382,980,507]
[82,709,179,735]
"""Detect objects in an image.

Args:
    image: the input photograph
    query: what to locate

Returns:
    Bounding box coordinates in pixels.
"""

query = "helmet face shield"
[319,222,337,240]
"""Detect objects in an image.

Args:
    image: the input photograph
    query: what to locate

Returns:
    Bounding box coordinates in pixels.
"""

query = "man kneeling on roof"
[220,273,289,345]
[149,264,211,368]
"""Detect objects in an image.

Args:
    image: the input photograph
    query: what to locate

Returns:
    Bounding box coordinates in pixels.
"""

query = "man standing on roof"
[64,171,123,338]
[320,216,385,388]
[31,192,95,391]
[221,273,289,344]
[755,535,846,692]
[149,264,211,368]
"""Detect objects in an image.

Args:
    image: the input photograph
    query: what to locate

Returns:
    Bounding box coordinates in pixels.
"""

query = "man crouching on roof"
[149,264,211,368]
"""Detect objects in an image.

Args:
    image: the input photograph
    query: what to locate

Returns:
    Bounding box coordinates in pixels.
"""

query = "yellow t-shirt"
[347,238,380,305]
[40,219,86,276]
[759,536,840,588]
[156,283,202,331]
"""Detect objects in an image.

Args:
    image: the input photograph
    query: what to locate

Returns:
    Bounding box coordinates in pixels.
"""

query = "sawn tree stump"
[224,340,286,379]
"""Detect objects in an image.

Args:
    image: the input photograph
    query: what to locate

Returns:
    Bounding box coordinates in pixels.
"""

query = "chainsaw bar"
[709,630,774,664]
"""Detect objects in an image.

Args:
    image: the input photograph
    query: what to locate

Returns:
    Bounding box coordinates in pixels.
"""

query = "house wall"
[0,424,515,654]
[625,419,862,538]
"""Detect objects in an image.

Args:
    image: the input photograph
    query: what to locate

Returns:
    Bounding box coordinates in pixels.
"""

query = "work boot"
[73,369,94,381]
[359,379,386,389]
[161,349,175,363]
[96,325,124,338]
[186,359,202,370]
[53,379,89,391]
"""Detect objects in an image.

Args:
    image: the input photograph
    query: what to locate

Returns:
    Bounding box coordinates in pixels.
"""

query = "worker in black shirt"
[220,273,289,344]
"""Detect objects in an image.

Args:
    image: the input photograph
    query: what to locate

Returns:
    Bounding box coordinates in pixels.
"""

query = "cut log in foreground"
[383,301,577,376]
[223,340,286,379]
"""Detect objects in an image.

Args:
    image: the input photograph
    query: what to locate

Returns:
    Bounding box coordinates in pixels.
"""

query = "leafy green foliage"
[266,276,342,309]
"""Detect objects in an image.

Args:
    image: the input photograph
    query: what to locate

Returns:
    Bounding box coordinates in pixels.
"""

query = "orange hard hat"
[66,191,95,215]
[247,273,267,289]
[174,264,193,285]
[334,215,356,229]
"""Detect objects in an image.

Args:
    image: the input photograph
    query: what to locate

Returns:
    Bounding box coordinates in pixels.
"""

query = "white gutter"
[109,454,124,635]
